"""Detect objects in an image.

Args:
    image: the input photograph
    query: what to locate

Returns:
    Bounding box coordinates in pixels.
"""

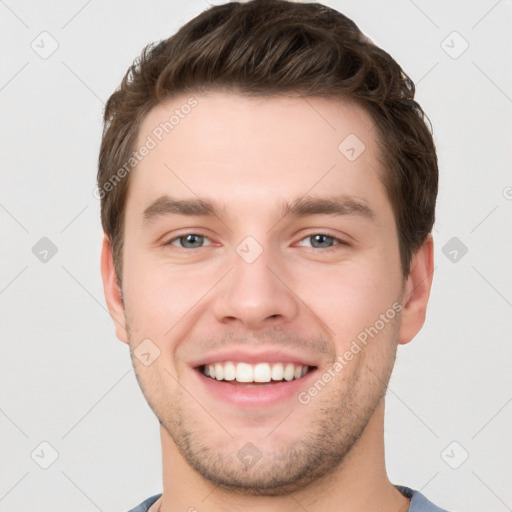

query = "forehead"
[128,91,389,220]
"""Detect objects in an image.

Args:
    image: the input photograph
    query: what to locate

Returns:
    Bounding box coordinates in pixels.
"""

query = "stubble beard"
[127,322,399,496]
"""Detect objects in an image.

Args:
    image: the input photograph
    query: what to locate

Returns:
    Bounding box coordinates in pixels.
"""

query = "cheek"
[291,258,401,345]
[122,250,221,341]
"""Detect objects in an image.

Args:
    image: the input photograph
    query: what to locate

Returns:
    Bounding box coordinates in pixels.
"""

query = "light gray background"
[1,0,511,510]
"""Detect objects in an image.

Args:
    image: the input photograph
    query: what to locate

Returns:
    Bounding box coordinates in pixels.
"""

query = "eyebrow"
[143,194,375,223]
[143,196,220,221]
[281,195,375,221]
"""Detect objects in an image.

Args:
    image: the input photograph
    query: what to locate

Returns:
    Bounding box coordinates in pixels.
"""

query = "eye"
[297,234,344,249]
[167,234,213,249]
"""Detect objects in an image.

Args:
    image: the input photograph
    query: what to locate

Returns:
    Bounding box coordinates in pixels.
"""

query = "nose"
[212,245,300,330]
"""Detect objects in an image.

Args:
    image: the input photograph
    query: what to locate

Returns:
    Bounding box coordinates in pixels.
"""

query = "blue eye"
[299,234,340,249]
[309,234,335,248]
[164,233,345,251]
[170,234,209,249]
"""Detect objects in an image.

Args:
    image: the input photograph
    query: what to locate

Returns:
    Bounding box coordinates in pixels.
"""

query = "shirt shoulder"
[127,488,452,511]
[397,485,453,512]
[126,494,162,512]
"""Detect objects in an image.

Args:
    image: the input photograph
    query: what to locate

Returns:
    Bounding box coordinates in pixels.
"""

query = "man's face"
[114,92,407,493]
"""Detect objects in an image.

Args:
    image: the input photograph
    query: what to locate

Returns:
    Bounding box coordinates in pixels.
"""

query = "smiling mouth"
[197,361,316,385]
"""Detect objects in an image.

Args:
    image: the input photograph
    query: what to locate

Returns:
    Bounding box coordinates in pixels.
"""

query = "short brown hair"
[98,0,438,281]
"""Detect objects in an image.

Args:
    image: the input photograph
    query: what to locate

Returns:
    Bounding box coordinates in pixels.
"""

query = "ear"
[100,235,129,344]
[398,234,434,345]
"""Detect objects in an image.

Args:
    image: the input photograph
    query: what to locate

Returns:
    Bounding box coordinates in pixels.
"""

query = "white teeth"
[284,363,295,381]
[271,363,284,381]
[253,363,271,382]
[214,363,224,380]
[201,361,310,383]
[236,362,253,382]
[223,361,236,381]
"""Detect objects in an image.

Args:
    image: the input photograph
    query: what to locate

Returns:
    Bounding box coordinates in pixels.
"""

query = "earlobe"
[100,235,129,344]
[398,234,435,345]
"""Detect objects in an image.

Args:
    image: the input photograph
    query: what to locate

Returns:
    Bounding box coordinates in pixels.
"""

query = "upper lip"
[189,348,320,368]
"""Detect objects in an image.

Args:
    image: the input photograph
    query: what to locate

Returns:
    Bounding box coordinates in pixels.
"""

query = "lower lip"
[193,367,317,407]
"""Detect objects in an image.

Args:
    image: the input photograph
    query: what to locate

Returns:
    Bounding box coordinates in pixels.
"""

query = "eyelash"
[296,234,348,251]
[163,232,348,251]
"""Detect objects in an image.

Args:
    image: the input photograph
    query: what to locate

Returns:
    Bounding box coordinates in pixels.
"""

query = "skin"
[101,91,434,512]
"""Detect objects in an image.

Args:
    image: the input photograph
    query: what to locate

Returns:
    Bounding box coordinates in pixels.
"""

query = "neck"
[157,399,408,512]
